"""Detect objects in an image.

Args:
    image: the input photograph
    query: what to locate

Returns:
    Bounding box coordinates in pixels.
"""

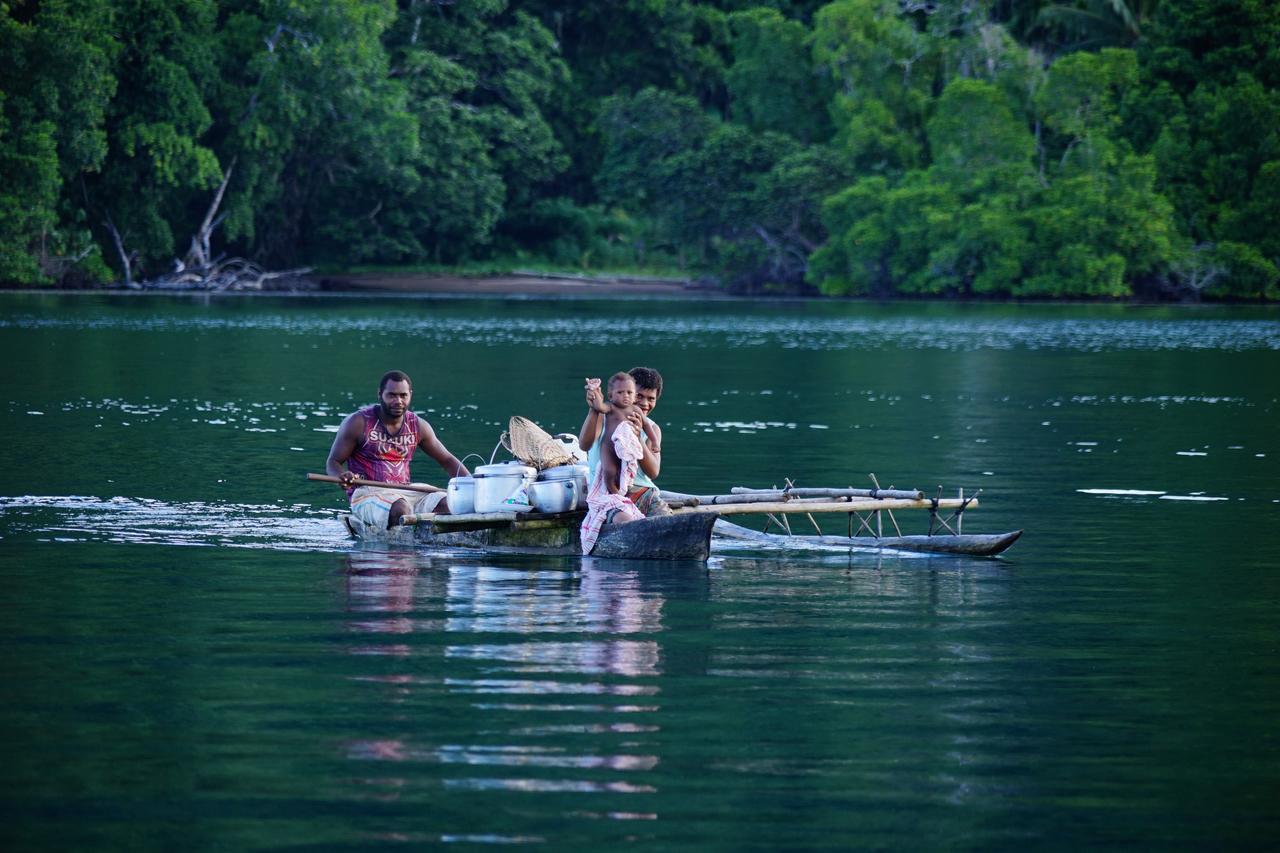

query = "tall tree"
[1,0,117,284]
[1128,0,1280,297]
[813,77,1037,297]
[510,0,731,206]
[725,6,832,143]
[811,0,933,175]
[207,0,414,265]
[83,0,221,280]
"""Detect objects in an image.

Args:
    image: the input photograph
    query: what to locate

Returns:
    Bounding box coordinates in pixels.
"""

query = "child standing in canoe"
[580,372,646,554]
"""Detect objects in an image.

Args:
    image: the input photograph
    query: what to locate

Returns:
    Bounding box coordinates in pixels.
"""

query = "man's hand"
[625,408,645,437]
[337,470,358,489]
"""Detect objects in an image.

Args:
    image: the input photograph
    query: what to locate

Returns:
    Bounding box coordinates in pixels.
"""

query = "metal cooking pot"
[473,462,536,513]
[447,476,474,515]
[529,478,577,514]
[475,461,537,478]
[538,464,580,481]
[538,464,589,509]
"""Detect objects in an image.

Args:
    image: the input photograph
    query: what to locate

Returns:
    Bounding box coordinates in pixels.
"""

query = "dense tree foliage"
[1,0,1276,299]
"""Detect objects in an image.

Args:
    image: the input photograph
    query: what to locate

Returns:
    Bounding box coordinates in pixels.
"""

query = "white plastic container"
[552,433,588,463]
[473,462,536,513]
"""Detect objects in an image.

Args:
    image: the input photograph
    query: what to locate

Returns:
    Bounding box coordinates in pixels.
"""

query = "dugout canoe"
[418,510,717,560]
[711,519,1022,557]
[343,508,718,561]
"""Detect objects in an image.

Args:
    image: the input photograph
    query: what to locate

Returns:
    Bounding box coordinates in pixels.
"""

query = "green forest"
[2,0,1277,299]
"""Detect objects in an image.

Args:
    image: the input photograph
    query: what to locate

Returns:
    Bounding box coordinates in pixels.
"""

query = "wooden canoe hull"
[415,511,718,561]
[712,520,1021,557]
[345,513,1017,559]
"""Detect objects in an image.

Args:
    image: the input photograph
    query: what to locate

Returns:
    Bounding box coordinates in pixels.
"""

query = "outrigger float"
[313,474,1021,561]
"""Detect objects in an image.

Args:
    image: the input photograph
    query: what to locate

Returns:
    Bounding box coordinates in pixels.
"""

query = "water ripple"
[5,312,1278,351]
[0,494,346,551]
[446,641,661,677]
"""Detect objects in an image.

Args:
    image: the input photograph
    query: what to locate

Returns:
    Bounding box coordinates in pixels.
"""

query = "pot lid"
[475,461,536,477]
[538,463,584,480]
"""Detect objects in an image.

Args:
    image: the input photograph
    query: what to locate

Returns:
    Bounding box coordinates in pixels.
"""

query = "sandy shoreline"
[317,271,713,297]
[0,270,718,297]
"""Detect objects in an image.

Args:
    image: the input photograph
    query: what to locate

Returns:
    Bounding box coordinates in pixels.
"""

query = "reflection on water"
[335,548,685,820]
[327,545,1024,840]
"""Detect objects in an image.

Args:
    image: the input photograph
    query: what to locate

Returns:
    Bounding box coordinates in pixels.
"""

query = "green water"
[1,294,1278,849]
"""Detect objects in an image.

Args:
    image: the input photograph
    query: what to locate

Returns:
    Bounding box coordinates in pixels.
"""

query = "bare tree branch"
[104,217,137,288]
[185,159,237,270]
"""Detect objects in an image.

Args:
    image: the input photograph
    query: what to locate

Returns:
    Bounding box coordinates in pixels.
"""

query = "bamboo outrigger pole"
[728,486,925,500]
[669,497,976,517]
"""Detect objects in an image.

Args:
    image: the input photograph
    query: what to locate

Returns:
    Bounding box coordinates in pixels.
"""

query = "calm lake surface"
[2,293,1278,850]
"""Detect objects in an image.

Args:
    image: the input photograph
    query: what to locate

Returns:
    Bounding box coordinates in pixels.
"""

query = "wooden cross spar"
[666,497,976,516]
[306,473,444,493]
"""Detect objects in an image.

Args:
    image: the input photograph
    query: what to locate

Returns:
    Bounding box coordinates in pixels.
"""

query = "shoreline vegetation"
[318,270,703,298]
[6,269,1279,305]
[4,2,1277,302]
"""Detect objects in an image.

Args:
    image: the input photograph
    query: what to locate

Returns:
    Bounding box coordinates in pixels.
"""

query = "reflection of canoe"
[412,510,718,561]
[712,519,1022,557]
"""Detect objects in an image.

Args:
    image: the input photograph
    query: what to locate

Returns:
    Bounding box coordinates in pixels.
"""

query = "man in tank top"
[326,370,470,530]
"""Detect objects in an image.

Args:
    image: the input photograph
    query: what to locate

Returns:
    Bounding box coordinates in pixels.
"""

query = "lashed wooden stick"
[307,473,444,493]
[670,497,976,516]
[729,486,924,500]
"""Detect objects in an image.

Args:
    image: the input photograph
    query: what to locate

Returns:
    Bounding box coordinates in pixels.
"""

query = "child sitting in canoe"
[580,372,646,554]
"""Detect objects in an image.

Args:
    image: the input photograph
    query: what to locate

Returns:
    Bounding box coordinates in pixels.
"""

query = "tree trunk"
[105,218,135,288]
[185,159,236,270]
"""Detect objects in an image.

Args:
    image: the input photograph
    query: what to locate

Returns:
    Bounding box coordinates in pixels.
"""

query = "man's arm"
[418,419,469,479]
[326,413,363,488]
[578,378,607,450]
[578,410,604,451]
[638,419,662,480]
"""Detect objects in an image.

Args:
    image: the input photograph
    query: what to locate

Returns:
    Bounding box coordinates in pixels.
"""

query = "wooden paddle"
[307,473,444,493]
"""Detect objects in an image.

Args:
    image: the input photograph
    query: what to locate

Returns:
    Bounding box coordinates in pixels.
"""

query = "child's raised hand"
[584,377,606,412]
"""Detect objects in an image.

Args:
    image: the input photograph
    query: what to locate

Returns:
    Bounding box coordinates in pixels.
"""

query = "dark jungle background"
[2,0,1277,299]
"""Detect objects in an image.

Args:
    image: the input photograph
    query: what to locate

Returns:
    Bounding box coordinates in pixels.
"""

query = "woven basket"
[504,415,576,470]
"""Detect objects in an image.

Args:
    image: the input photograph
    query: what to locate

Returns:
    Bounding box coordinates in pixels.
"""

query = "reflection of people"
[579,366,670,517]
[326,370,469,529]
[580,373,645,554]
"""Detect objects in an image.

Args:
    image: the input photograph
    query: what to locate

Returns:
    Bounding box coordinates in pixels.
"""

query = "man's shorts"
[627,486,672,518]
[350,485,447,529]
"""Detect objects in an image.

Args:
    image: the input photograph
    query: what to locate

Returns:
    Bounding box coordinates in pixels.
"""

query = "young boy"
[579,372,646,554]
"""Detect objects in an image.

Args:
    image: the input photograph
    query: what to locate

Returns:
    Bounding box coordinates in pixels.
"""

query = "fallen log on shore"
[134,258,314,291]
[109,158,314,292]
